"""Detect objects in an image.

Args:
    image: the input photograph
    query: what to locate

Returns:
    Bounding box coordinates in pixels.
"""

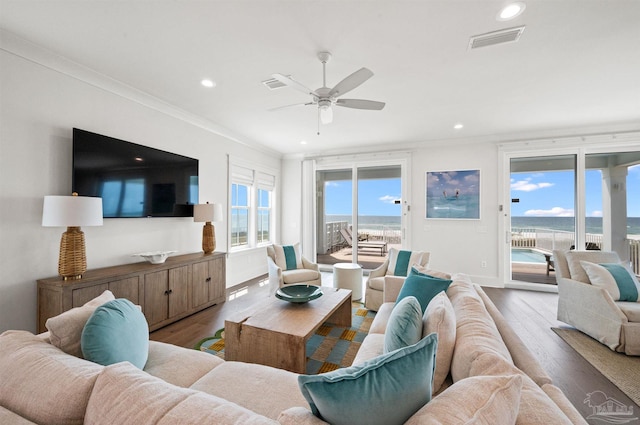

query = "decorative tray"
[275,284,323,303]
[132,251,177,264]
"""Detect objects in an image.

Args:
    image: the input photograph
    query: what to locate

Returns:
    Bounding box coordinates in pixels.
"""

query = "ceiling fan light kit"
[270,51,385,133]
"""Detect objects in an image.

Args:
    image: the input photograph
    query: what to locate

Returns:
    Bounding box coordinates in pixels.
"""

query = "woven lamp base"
[202,222,216,254]
[59,226,87,280]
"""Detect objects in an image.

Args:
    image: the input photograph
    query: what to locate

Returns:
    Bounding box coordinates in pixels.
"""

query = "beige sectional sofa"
[0,274,585,424]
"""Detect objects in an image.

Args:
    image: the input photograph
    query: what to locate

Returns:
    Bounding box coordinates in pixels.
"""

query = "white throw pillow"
[272,243,303,271]
[404,374,522,425]
[422,292,456,393]
[580,261,640,302]
[386,248,430,277]
[45,290,116,358]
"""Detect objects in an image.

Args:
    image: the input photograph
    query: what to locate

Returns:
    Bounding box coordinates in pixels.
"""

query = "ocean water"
[326,215,640,235]
[511,216,640,235]
[326,215,400,226]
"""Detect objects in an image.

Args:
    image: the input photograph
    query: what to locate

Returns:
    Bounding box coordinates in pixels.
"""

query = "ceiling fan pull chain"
[317,108,321,136]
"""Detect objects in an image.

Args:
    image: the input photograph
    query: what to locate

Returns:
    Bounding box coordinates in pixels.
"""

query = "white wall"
[0,50,280,333]
[282,143,502,284]
[410,144,500,283]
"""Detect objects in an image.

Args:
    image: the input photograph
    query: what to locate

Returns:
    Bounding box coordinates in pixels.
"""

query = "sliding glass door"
[505,146,640,286]
[315,160,406,271]
[509,155,576,284]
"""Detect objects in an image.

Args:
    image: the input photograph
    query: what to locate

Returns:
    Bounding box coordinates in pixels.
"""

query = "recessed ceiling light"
[201,79,216,88]
[497,2,526,21]
[454,123,464,130]
[300,140,308,145]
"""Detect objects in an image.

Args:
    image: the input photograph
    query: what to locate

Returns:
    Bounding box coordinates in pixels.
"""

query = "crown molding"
[0,28,282,158]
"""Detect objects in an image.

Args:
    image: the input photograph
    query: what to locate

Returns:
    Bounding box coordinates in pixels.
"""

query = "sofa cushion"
[190,361,309,420]
[422,292,456,393]
[85,362,277,425]
[352,333,385,365]
[387,248,430,277]
[369,302,394,334]
[273,243,303,270]
[81,298,149,369]
[618,302,640,322]
[384,296,423,353]
[367,275,385,291]
[412,266,452,280]
[45,289,115,358]
[397,267,452,314]
[144,340,224,387]
[0,330,103,425]
[404,374,522,425]
[449,278,513,382]
[581,261,640,302]
[282,268,320,284]
[468,352,573,425]
[565,250,621,283]
[0,406,38,425]
[298,333,438,425]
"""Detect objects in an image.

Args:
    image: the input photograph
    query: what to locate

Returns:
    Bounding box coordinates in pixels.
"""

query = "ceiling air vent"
[262,76,290,90]
[469,25,525,49]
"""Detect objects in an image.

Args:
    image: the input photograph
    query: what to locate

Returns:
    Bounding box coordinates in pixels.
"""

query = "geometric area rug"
[552,327,640,407]
[195,302,376,375]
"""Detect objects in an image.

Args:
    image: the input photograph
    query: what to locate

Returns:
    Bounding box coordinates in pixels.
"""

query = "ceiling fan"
[270,51,385,129]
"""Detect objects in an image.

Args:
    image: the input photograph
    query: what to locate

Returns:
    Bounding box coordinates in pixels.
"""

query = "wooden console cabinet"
[37,252,226,333]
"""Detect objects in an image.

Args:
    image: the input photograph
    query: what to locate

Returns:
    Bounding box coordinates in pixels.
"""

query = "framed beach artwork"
[426,169,480,219]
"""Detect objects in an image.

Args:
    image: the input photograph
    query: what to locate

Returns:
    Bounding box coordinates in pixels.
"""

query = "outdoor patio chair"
[339,228,387,256]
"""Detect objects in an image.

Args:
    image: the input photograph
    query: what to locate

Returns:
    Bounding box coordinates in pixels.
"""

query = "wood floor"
[150,276,639,421]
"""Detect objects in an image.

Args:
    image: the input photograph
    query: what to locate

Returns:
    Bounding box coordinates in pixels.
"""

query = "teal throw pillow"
[396,267,453,314]
[81,298,149,369]
[580,261,640,302]
[384,296,423,353]
[298,333,438,425]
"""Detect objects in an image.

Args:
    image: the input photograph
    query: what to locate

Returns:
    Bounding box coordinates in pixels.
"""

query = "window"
[257,189,271,244]
[229,161,276,251]
[231,183,249,247]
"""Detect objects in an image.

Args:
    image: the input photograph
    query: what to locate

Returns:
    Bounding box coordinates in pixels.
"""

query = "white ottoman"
[333,263,363,300]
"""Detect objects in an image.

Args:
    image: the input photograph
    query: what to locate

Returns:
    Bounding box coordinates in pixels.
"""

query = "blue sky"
[325,178,401,216]
[324,163,640,218]
[511,164,640,217]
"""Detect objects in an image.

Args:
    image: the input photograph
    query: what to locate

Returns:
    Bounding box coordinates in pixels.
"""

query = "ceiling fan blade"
[328,67,374,98]
[320,106,333,124]
[268,102,313,112]
[271,73,318,97]
[335,99,385,110]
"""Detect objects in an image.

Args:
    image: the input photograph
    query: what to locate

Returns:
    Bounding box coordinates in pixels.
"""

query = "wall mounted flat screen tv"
[72,128,198,218]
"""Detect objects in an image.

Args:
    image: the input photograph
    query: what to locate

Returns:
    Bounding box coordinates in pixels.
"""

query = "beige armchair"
[554,249,640,355]
[266,245,321,295]
[365,248,430,311]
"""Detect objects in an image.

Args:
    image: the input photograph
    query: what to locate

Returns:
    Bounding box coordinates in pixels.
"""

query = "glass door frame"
[312,153,411,268]
[499,137,640,290]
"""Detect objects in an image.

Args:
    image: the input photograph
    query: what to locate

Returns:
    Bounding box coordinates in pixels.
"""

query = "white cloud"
[590,210,603,217]
[379,195,399,204]
[511,178,554,192]
[524,207,574,217]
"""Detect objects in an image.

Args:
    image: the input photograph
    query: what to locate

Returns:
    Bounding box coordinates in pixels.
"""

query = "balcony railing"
[323,221,402,254]
[511,227,640,275]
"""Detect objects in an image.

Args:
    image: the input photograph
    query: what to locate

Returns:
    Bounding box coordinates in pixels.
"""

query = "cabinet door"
[72,284,109,307]
[208,257,226,303]
[144,270,169,327]
[191,261,209,308]
[108,277,140,305]
[168,265,189,318]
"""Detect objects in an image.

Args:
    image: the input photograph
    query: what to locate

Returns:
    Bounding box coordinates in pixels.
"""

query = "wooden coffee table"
[224,286,352,373]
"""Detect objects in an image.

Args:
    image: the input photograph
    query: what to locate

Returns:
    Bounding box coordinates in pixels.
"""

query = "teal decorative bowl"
[276,285,323,303]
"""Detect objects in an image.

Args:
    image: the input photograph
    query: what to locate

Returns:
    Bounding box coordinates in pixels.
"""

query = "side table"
[333,263,363,301]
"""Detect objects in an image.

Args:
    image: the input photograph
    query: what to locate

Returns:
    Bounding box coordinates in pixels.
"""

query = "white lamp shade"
[42,196,103,227]
[194,203,223,223]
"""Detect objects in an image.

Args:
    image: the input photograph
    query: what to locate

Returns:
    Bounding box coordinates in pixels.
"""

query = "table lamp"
[42,193,103,280]
[194,202,223,254]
